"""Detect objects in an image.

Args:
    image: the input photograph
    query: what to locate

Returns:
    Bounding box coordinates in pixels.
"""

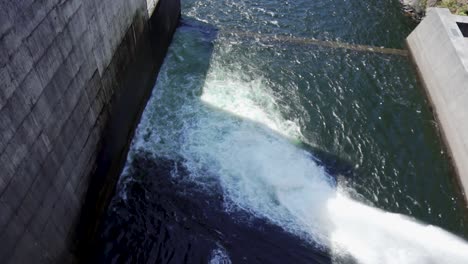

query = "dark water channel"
[93,0,468,263]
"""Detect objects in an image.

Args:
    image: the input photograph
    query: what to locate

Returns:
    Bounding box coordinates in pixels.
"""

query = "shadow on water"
[91,17,360,264]
[92,153,333,264]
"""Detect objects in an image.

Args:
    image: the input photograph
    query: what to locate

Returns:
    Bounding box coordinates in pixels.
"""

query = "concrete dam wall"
[407,8,468,202]
[0,0,180,262]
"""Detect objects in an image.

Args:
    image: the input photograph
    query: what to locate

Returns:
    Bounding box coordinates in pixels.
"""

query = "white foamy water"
[209,246,232,264]
[126,34,468,264]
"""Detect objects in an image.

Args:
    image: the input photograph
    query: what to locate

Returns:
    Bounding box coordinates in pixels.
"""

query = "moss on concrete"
[437,0,468,15]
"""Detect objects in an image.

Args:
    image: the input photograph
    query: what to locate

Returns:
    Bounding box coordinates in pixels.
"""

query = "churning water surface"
[95,0,468,263]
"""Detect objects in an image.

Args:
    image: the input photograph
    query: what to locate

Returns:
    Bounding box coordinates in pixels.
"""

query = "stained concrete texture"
[407,8,468,202]
[0,0,178,262]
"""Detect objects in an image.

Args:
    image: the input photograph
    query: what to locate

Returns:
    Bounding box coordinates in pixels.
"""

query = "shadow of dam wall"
[0,0,180,262]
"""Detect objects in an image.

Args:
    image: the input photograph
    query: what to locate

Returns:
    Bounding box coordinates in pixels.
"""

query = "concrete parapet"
[0,0,179,262]
[407,8,468,202]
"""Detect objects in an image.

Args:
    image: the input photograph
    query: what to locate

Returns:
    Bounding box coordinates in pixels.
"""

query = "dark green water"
[95,0,468,263]
[183,0,468,236]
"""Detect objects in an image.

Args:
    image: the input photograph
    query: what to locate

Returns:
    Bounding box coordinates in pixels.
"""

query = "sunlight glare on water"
[96,0,468,263]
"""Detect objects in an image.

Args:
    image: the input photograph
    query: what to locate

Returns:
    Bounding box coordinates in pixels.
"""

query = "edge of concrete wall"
[72,0,180,261]
[407,8,468,204]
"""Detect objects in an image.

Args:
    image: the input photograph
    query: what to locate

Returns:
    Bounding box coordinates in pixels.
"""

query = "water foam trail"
[130,32,468,263]
[327,194,468,263]
[209,246,232,264]
[190,67,468,263]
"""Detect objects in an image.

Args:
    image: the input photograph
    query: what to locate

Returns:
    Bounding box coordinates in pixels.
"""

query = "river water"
[94,0,468,263]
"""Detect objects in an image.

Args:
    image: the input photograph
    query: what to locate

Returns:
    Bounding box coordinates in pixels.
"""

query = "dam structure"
[0,0,180,262]
[407,8,468,203]
[2,0,468,263]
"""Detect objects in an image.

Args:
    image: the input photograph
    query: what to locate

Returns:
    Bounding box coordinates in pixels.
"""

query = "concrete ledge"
[407,8,468,202]
[147,0,161,17]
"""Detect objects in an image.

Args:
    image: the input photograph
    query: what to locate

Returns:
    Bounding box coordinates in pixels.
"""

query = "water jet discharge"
[96,0,468,263]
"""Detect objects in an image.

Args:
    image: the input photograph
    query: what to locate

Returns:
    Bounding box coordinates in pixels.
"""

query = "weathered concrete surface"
[0,0,179,262]
[75,0,181,261]
[407,8,468,202]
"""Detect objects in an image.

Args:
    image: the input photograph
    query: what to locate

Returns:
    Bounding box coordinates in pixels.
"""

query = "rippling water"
[94,0,468,263]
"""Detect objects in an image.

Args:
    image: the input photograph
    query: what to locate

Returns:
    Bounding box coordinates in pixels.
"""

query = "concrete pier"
[0,0,180,262]
[407,8,468,202]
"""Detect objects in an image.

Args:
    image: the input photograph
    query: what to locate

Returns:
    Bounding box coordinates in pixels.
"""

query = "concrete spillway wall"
[407,8,468,202]
[0,0,180,262]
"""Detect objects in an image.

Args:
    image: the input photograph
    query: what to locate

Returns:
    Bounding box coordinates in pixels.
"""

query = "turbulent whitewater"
[114,24,468,263]
[96,0,468,263]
